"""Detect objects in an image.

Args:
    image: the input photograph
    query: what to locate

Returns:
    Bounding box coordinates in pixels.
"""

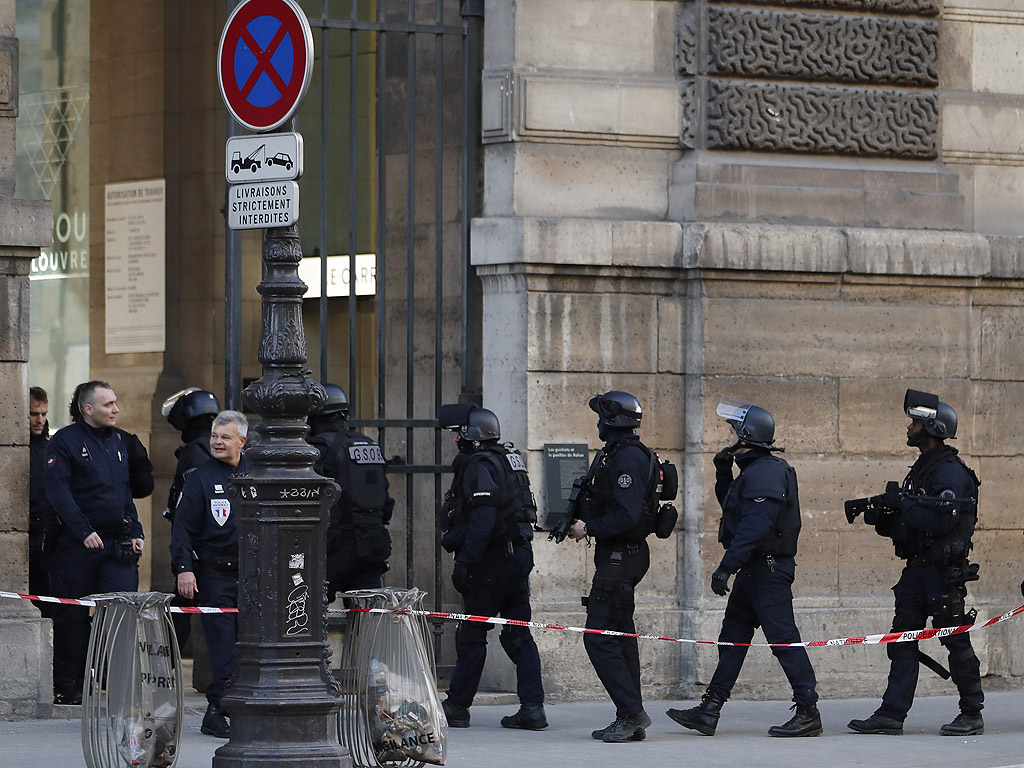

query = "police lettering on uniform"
[170,410,250,738]
[566,391,658,743]
[848,390,984,737]
[668,398,821,738]
[307,384,394,596]
[438,403,547,732]
[45,381,145,705]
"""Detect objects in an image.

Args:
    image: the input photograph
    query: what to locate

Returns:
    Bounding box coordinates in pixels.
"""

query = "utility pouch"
[654,503,678,539]
[352,511,392,564]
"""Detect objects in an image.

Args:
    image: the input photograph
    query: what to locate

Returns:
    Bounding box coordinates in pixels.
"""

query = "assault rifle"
[845,481,977,525]
[548,476,586,544]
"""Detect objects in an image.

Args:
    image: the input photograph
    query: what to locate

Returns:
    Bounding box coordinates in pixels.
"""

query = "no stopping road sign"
[218,0,314,132]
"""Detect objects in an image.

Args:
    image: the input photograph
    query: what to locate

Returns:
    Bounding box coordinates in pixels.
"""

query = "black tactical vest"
[311,427,390,528]
[720,454,801,557]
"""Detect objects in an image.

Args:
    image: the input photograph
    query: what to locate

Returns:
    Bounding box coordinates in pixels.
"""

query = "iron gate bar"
[347,10,358,401]
[318,0,329,382]
[375,0,388,472]
[434,0,446,623]
[405,0,417,589]
[461,0,481,399]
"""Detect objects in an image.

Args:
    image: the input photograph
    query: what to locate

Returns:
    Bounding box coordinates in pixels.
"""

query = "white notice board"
[105,180,166,354]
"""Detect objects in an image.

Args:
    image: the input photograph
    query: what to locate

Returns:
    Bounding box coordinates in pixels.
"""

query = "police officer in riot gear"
[566,391,654,743]
[438,403,546,732]
[668,398,821,738]
[170,410,250,738]
[307,384,395,596]
[848,390,984,737]
[162,387,222,523]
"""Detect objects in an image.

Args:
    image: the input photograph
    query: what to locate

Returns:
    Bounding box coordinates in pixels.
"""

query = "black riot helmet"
[320,383,350,419]
[717,397,777,450]
[589,391,643,428]
[904,389,957,440]
[162,387,221,432]
[438,402,501,442]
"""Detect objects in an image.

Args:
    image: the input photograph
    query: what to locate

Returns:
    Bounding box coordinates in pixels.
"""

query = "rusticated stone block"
[971,530,1022,601]
[0,363,27,445]
[708,7,938,87]
[845,229,990,277]
[707,80,938,158]
[976,306,1024,381]
[526,371,685,453]
[0,275,28,361]
[527,292,661,374]
[973,456,1024,532]
[0,531,28,591]
[699,376,840,454]
[971,381,1024,457]
[838,378,972,456]
[0,446,28,533]
[703,298,971,380]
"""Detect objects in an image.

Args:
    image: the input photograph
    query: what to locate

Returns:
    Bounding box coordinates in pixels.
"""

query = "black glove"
[452,562,469,593]
[713,448,734,472]
[711,567,731,596]
[1019,578,1024,600]
[871,481,903,512]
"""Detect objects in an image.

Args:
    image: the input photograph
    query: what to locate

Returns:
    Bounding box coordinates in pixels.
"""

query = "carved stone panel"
[708,7,938,87]
[706,81,938,158]
[737,0,939,15]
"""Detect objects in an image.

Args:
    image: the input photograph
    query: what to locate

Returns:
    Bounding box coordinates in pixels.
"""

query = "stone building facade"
[2,0,1024,713]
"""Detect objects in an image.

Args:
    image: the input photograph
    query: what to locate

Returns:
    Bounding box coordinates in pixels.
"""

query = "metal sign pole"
[214,1,347,765]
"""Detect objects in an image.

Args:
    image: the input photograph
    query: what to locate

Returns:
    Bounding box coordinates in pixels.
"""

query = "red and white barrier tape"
[0,590,238,614]
[334,604,1024,649]
[5,589,1023,648]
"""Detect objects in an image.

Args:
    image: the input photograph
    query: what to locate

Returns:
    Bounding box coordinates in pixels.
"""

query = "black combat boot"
[600,710,652,743]
[666,691,726,736]
[768,703,823,737]
[940,711,984,736]
[501,702,548,730]
[442,698,471,728]
[847,712,903,735]
[201,702,230,738]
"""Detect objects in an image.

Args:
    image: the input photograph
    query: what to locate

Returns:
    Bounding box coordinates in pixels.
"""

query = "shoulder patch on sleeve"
[617,473,633,489]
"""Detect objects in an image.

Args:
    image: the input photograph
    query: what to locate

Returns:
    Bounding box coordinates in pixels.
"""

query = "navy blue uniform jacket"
[170,456,251,573]
[45,421,142,541]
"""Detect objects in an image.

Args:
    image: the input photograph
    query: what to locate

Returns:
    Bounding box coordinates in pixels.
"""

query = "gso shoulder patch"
[617,473,633,489]
[210,498,231,527]
[506,452,526,472]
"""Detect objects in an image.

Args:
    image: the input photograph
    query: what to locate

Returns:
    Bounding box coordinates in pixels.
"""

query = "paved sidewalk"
[2,690,1024,768]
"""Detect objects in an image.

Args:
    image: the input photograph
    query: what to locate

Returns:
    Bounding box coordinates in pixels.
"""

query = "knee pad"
[499,627,527,662]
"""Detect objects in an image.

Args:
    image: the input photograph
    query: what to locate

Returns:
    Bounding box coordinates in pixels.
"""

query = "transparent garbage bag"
[82,592,183,768]
[338,588,447,767]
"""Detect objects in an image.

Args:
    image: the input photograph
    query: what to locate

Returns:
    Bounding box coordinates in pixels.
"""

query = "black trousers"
[448,546,543,707]
[196,566,239,706]
[583,543,650,717]
[49,533,138,695]
[877,564,983,721]
[708,556,818,707]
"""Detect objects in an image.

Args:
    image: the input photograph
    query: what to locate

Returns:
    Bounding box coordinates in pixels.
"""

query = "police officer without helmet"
[668,398,821,738]
[45,381,145,705]
[307,384,394,597]
[848,390,984,737]
[438,403,547,732]
[68,380,155,500]
[170,410,250,738]
[567,391,655,743]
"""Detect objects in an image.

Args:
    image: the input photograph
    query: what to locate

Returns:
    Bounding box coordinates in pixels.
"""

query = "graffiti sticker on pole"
[217,0,314,132]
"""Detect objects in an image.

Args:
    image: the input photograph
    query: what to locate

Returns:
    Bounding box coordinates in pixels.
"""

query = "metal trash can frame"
[337,588,447,767]
[82,592,183,768]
